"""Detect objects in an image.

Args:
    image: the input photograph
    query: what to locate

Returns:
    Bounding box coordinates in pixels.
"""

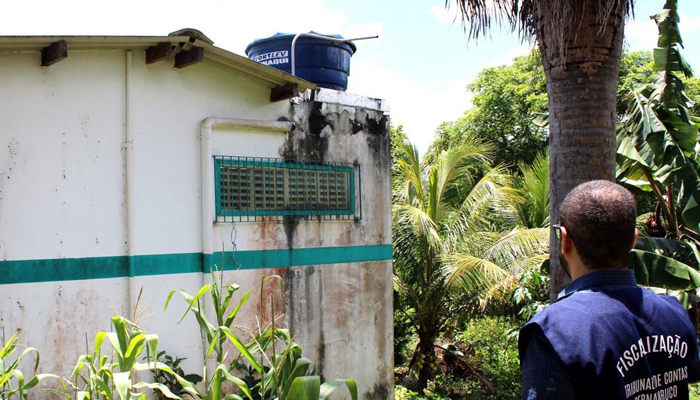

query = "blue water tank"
[245,32,356,91]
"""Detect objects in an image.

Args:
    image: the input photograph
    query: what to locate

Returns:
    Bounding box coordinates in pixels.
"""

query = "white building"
[0,31,393,399]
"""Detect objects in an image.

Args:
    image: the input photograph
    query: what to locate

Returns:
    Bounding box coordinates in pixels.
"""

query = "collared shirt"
[557,269,638,299]
[520,269,700,400]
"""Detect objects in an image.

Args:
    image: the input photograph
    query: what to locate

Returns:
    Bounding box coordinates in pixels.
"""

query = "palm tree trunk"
[544,3,626,299]
[410,333,437,390]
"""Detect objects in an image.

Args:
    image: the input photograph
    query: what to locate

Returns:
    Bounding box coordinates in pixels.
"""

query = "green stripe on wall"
[0,245,392,285]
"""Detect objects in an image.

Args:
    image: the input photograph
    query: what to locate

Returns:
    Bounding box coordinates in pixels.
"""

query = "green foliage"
[60,316,191,400]
[617,51,656,117]
[148,352,202,399]
[167,272,356,400]
[630,237,700,300]
[513,150,549,228]
[685,77,700,116]
[0,272,354,400]
[394,385,422,400]
[455,318,521,400]
[238,327,357,400]
[393,290,417,368]
[0,331,57,400]
[394,385,448,400]
[428,52,548,168]
[165,270,257,400]
[618,52,700,119]
[616,0,700,237]
[691,382,700,399]
[510,263,549,321]
[394,317,523,400]
[392,137,549,388]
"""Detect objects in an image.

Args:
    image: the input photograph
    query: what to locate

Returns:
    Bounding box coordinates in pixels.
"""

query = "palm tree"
[453,0,634,298]
[392,138,549,389]
[514,150,550,229]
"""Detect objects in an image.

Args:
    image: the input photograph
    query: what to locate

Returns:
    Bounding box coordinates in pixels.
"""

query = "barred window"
[214,156,360,221]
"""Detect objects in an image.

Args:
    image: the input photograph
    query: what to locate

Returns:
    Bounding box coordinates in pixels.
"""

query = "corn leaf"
[285,376,321,400]
[319,379,358,400]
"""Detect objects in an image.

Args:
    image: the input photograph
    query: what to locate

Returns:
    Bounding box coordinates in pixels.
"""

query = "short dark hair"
[560,180,637,269]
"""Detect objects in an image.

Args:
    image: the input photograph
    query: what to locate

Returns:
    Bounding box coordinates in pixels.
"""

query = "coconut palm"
[392,138,549,388]
[452,0,634,297]
[514,150,550,229]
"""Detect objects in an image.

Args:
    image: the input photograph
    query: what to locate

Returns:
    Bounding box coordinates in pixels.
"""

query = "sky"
[1,0,700,155]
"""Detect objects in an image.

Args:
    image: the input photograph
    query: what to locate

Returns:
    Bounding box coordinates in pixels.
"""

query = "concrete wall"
[0,48,392,398]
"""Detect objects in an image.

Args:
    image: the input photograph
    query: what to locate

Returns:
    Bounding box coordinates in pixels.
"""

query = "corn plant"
[243,327,357,400]
[165,270,256,400]
[228,275,356,400]
[59,316,195,400]
[166,272,357,400]
[0,331,57,400]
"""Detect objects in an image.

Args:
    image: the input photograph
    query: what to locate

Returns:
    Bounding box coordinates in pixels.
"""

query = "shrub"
[148,351,202,399]
[394,385,449,400]
[455,317,521,400]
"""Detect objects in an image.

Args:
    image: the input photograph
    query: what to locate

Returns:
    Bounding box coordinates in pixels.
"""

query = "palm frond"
[474,274,520,312]
[441,253,510,293]
[451,0,633,68]
[507,253,550,276]
[393,204,442,252]
[516,150,550,228]
[447,165,518,241]
[432,140,493,220]
[393,139,426,206]
[483,228,550,274]
[446,230,501,260]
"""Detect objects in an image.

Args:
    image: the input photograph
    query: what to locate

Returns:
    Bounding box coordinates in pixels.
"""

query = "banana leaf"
[541,236,700,291]
[630,237,700,290]
[616,0,700,231]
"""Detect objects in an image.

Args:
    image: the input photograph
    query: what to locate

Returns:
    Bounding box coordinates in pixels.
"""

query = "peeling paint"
[278,89,393,398]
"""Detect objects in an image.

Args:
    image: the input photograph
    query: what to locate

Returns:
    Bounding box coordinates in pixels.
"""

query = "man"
[519,180,700,399]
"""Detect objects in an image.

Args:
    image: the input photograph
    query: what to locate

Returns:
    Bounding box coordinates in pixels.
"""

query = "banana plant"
[0,331,57,400]
[59,316,195,400]
[616,0,700,239]
[614,0,700,313]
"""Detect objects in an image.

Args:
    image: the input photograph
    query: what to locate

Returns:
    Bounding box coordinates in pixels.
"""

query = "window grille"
[214,156,362,222]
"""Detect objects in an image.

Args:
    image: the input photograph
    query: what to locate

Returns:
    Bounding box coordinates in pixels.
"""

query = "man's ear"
[561,226,572,255]
[631,228,639,250]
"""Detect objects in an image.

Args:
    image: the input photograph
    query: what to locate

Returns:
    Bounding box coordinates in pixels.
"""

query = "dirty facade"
[0,35,393,398]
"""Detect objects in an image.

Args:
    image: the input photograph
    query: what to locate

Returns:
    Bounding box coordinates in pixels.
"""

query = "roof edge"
[0,35,316,92]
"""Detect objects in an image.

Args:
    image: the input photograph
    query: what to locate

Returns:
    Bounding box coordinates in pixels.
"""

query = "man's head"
[559,180,637,272]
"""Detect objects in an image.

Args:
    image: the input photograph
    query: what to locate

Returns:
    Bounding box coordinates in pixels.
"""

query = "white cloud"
[624,18,658,52]
[429,4,459,25]
[348,60,472,155]
[430,0,511,27]
[485,43,534,68]
[679,12,700,35]
[343,21,384,39]
[624,11,700,53]
[0,0,380,55]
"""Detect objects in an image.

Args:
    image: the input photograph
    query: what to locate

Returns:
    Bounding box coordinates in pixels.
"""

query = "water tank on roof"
[245,32,356,92]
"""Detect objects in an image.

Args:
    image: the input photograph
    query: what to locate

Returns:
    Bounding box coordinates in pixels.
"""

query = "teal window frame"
[214,156,357,219]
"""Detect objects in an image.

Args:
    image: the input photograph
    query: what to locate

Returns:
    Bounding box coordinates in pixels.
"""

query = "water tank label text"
[254,50,289,66]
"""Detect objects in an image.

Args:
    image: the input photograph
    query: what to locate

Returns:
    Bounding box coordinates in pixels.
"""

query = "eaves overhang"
[0,35,317,94]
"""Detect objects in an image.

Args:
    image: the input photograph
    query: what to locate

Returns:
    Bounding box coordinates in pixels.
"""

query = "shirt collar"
[557,269,637,300]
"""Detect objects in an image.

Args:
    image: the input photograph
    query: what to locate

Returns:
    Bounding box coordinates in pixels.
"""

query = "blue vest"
[521,285,697,399]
